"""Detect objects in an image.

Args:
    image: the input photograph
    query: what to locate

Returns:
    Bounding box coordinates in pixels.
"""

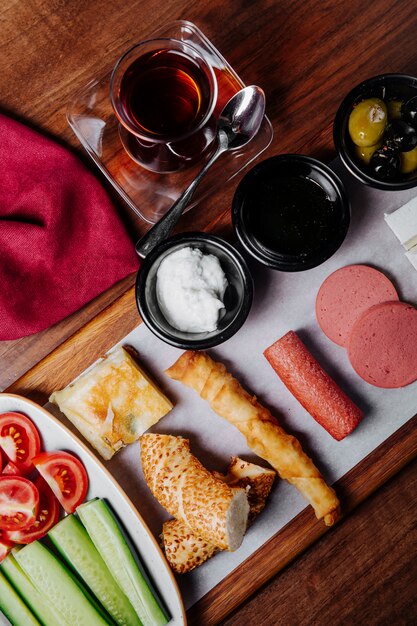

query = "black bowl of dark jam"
[232,154,350,272]
[334,74,417,190]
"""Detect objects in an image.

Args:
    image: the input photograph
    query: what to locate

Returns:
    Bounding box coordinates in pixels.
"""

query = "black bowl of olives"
[334,74,417,190]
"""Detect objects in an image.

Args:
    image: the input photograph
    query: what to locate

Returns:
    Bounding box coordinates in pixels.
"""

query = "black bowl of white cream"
[136,232,253,349]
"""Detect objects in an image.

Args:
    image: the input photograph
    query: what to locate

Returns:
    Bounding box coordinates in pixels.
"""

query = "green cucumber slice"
[1,551,69,626]
[14,541,110,626]
[0,568,40,626]
[49,515,141,626]
[77,499,169,626]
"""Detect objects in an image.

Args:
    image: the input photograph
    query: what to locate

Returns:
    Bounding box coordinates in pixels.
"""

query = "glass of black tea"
[110,38,218,173]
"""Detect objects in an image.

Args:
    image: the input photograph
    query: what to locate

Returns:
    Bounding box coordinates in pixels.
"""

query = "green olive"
[400,145,417,174]
[387,99,403,120]
[354,142,381,165]
[348,98,387,147]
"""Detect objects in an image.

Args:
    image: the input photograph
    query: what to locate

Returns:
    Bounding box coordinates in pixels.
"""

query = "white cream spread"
[156,246,228,333]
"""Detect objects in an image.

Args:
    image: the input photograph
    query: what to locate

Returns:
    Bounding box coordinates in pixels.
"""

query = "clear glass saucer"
[67,20,273,224]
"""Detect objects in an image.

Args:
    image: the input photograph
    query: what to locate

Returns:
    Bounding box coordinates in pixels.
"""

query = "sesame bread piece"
[162,457,275,573]
[140,434,249,552]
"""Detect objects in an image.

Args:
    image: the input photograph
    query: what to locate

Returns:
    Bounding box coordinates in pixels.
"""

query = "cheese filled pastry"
[50,347,172,460]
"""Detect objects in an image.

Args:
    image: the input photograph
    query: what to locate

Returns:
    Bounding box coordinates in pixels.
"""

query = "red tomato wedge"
[2,461,21,476]
[4,477,60,544]
[0,412,41,474]
[32,451,88,514]
[0,532,14,562]
[0,476,39,531]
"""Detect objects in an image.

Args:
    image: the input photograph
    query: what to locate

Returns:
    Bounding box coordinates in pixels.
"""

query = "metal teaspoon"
[135,85,266,259]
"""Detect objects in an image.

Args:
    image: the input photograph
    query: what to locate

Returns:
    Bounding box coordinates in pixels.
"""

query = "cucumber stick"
[77,499,168,626]
[14,542,110,626]
[49,515,141,626]
[0,568,40,626]
[1,551,69,626]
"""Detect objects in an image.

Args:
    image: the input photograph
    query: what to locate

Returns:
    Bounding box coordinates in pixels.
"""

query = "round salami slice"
[348,301,417,388]
[316,265,399,346]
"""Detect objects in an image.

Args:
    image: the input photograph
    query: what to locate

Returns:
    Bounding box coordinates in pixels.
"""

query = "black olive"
[369,146,400,180]
[402,95,417,125]
[385,120,417,152]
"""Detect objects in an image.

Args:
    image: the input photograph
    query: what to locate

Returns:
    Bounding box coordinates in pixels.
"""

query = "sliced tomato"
[32,451,88,514]
[0,531,14,562]
[3,476,60,544]
[0,476,39,531]
[0,412,41,474]
[2,461,21,476]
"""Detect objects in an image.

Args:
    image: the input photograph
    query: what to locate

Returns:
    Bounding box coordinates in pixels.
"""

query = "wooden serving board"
[6,283,417,626]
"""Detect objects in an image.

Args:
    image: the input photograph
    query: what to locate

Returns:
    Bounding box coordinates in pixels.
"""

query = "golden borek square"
[50,347,173,459]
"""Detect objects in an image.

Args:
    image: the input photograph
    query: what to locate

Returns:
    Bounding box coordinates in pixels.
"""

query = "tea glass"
[110,38,218,173]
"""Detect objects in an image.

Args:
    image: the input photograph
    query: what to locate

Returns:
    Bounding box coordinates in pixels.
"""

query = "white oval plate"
[0,393,186,626]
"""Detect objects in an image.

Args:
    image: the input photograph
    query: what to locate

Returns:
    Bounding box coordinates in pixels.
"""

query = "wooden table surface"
[1,0,417,623]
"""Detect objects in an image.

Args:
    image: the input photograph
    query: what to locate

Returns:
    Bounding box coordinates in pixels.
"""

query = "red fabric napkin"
[0,113,139,340]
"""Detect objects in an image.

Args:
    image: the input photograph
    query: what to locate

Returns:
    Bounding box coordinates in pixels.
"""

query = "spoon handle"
[135,131,229,259]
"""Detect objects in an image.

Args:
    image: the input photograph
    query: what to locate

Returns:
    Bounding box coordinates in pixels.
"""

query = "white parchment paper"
[49,160,417,610]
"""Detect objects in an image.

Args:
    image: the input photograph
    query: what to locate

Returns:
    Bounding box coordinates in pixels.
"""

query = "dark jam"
[247,174,340,256]
[119,49,211,138]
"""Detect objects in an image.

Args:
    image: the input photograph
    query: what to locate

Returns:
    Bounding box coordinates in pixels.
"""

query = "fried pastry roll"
[165,351,340,526]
